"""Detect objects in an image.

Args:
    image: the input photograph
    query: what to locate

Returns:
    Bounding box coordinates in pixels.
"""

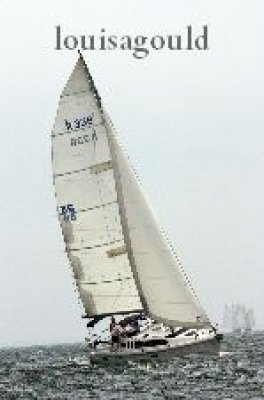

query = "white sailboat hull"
[89,335,222,365]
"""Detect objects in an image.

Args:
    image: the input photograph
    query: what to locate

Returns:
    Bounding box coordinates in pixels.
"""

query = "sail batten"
[68,239,124,252]
[81,277,133,285]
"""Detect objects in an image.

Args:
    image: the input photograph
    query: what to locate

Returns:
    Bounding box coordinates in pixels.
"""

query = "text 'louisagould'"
[55,26,210,59]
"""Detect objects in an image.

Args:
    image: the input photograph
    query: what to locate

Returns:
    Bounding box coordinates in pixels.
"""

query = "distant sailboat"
[223,303,255,334]
[51,53,223,363]
[244,308,255,333]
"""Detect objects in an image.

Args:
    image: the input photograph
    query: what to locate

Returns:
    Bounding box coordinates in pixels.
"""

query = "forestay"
[51,56,142,317]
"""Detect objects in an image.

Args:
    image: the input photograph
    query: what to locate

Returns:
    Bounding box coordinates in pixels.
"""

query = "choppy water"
[0,333,263,399]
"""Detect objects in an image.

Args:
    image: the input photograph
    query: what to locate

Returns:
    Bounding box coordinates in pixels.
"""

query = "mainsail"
[52,54,210,328]
[51,56,142,317]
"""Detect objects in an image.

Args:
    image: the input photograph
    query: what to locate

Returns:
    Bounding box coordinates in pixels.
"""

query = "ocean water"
[0,333,263,399]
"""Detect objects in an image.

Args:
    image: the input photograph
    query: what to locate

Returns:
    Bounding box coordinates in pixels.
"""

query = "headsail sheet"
[106,119,210,328]
[51,56,142,317]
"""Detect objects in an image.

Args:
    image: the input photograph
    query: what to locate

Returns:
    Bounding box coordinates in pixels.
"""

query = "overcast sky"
[0,0,263,346]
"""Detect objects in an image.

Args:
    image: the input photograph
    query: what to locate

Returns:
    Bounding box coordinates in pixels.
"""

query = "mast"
[104,115,150,314]
[77,52,150,313]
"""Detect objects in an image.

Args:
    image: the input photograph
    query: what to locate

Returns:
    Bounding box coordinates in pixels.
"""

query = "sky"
[0,0,263,346]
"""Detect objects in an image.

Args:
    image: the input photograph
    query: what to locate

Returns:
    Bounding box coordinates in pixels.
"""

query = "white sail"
[106,118,210,328]
[51,56,142,317]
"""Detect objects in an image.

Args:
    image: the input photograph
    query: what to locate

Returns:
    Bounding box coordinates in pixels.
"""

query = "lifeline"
[55,26,209,59]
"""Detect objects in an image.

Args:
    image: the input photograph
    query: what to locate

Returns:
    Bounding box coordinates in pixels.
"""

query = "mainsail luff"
[51,55,142,317]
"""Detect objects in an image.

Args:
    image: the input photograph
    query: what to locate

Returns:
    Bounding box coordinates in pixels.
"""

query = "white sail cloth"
[52,55,210,328]
[51,57,142,317]
[106,119,210,328]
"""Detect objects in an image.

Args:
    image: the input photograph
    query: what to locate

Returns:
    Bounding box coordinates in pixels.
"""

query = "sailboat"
[223,303,255,334]
[51,53,223,363]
